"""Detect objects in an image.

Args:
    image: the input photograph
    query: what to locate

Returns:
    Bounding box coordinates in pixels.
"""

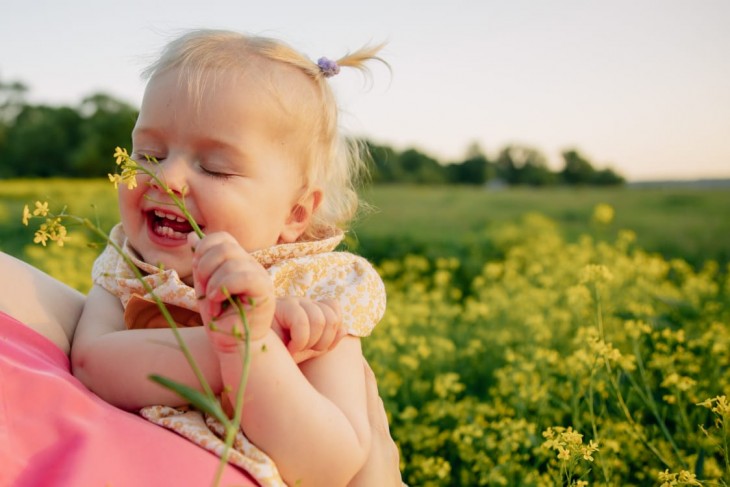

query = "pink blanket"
[0,311,256,486]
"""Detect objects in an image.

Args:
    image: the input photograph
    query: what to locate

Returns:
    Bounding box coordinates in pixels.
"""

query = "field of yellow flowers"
[1,180,729,486]
[365,210,729,486]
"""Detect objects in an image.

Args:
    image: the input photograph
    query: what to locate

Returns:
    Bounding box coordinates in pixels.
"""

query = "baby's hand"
[188,232,275,353]
[272,297,345,363]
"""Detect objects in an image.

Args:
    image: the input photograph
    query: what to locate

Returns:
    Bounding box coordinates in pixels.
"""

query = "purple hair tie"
[317,57,340,78]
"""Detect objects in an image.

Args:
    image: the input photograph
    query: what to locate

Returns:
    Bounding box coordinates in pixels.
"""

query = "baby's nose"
[150,157,188,195]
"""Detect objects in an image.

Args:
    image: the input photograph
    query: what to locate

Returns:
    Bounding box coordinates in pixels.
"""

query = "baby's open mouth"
[148,209,198,240]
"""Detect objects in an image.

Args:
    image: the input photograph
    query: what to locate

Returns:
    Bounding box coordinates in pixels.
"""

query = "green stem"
[212,297,252,487]
[622,363,686,467]
[721,415,730,485]
[587,364,612,485]
[592,284,676,469]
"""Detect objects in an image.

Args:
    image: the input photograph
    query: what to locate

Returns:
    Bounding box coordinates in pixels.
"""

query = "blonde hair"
[141,29,386,241]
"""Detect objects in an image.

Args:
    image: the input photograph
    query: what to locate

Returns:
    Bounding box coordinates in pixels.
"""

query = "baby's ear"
[279,190,322,243]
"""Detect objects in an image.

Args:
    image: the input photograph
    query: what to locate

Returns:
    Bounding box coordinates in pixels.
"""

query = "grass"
[1,179,728,291]
[354,184,730,268]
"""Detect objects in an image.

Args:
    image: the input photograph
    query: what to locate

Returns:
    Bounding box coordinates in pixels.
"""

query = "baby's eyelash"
[201,166,234,180]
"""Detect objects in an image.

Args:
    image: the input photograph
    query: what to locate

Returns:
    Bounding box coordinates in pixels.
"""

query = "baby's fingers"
[286,300,322,353]
[191,233,244,289]
[205,263,272,312]
[311,299,343,351]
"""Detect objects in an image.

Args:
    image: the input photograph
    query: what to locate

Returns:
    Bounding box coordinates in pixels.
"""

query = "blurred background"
[1,0,728,181]
[1,0,728,279]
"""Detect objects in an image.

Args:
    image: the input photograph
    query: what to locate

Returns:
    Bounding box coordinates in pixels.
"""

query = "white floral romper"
[92,224,386,486]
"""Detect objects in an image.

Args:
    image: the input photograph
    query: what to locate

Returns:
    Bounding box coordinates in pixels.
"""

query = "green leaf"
[149,374,229,425]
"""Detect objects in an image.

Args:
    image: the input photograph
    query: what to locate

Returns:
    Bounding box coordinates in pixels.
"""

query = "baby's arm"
[71,285,224,410]
[193,233,371,486]
[72,288,341,409]
[229,334,371,486]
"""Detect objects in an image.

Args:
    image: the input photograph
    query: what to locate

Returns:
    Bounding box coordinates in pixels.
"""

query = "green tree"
[399,148,447,184]
[560,149,596,185]
[2,104,83,177]
[366,141,448,184]
[70,93,137,176]
[0,91,137,178]
[592,167,625,186]
[560,149,625,186]
[0,76,29,176]
[448,142,492,185]
[496,145,554,186]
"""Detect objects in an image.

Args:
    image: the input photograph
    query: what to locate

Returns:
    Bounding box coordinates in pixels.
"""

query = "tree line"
[367,142,624,186]
[1,78,624,185]
[0,79,137,178]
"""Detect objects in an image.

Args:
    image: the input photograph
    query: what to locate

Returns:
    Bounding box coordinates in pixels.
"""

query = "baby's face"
[119,67,309,281]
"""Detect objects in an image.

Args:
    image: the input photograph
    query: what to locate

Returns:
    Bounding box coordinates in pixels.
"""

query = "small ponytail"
[313,43,389,80]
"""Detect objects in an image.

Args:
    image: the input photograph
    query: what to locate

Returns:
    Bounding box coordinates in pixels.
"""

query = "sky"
[1,0,728,181]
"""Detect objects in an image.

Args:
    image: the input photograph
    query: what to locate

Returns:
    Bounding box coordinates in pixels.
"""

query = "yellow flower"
[110,147,139,189]
[108,173,123,189]
[33,201,49,217]
[580,264,614,284]
[557,447,570,461]
[22,204,32,226]
[121,167,138,190]
[33,226,50,246]
[581,440,599,461]
[677,470,701,486]
[592,203,615,225]
[657,469,702,487]
[697,395,729,416]
[658,469,676,485]
[562,428,583,446]
[49,220,68,247]
[108,167,138,190]
[114,146,129,165]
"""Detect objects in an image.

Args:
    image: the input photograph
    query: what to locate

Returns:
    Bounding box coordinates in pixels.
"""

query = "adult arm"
[0,251,83,355]
[349,359,403,486]
[0,254,257,486]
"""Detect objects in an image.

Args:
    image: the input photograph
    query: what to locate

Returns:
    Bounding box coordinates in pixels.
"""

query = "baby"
[71,29,390,486]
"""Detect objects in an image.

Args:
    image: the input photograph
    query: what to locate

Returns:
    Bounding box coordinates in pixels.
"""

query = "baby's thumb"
[187,232,201,249]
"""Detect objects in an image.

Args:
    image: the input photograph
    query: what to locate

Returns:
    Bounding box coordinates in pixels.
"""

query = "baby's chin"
[142,253,193,285]
[163,262,193,284]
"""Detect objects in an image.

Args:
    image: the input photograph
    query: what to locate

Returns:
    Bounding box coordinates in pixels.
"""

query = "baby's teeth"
[156,224,187,239]
[153,210,186,223]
